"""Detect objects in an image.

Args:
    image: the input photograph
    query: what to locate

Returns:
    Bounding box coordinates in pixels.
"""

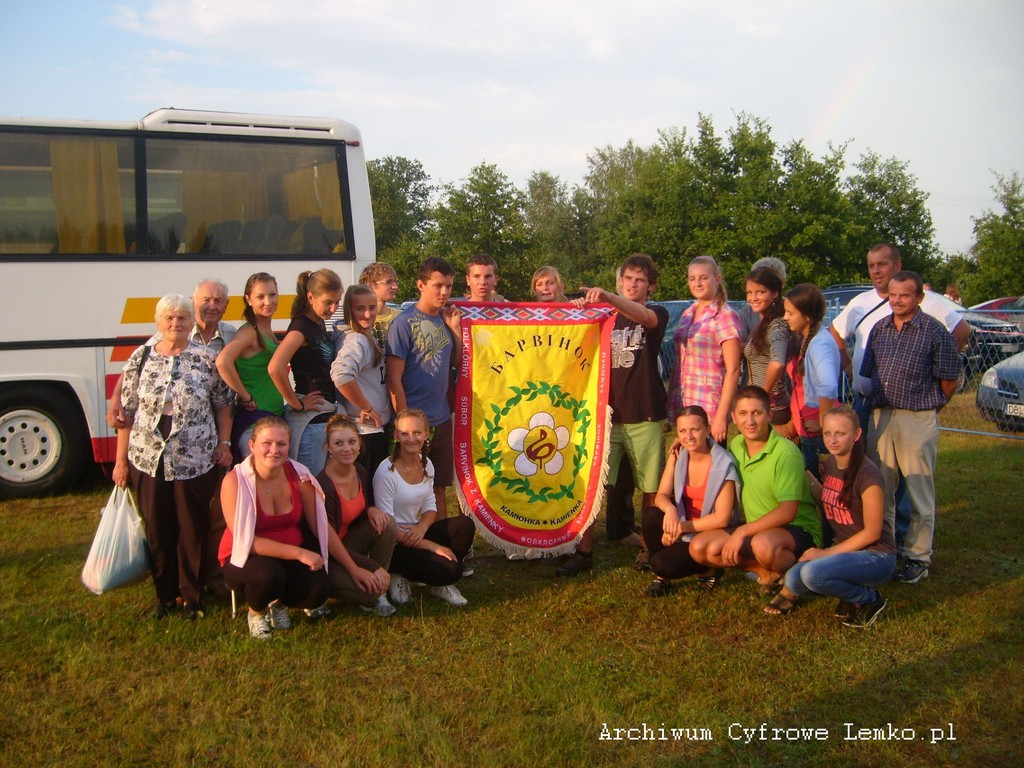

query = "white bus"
[0,108,376,497]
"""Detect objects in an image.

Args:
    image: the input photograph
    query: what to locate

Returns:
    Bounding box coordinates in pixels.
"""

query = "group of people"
[558,245,962,630]
[109,242,961,637]
[111,260,480,637]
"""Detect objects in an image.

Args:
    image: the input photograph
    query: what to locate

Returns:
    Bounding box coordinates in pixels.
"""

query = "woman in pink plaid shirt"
[667,256,743,444]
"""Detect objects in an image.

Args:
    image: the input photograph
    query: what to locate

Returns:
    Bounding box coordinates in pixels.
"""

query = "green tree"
[772,140,852,287]
[583,130,698,297]
[933,252,978,305]
[844,151,939,279]
[429,163,533,298]
[581,114,860,299]
[969,171,1024,301]
[523,171,595,286]
[367,155,432,253]
[692,114,783,293]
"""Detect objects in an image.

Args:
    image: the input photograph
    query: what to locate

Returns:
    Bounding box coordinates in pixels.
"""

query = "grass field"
[1,431,1022,768]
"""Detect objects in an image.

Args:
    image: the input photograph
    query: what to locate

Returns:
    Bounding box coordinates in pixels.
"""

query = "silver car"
[976,351,1024,431]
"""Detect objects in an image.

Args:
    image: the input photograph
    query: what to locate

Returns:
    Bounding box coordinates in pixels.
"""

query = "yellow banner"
[453,303,614,557]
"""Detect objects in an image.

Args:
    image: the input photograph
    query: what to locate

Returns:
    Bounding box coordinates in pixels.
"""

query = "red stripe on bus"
[92,436,117,463]
[110,344,137,362]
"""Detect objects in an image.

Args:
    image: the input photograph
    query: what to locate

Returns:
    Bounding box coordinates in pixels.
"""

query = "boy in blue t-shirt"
[386,257,462,518]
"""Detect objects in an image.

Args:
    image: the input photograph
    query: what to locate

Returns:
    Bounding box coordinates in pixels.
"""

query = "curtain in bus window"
[282,164,344,252]
[181,171,268,253]
[50,138,126,254]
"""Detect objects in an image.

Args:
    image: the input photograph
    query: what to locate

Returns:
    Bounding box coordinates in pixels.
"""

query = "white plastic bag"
[81,486,151,595]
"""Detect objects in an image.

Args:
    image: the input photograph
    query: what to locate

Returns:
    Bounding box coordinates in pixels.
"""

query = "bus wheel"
[0,386,88,498]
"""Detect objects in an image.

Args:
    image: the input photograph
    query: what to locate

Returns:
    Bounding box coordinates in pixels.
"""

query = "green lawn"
[1,432,1021,767]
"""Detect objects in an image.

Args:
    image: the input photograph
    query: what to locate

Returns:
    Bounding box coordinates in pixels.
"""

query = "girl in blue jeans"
[764,406,896,628]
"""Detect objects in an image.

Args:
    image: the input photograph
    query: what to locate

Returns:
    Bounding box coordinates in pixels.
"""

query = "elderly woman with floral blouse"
[113,294,234,620]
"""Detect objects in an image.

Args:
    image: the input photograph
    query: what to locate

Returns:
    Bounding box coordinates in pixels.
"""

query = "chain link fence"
[933,307,1024,441]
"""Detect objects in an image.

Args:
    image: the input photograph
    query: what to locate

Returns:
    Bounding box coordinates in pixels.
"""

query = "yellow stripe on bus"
[120,296,296,324]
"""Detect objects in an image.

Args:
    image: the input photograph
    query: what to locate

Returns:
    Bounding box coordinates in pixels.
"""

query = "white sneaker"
[430,584,468,607]
[461,566,474,577]
[389,575,413,605]
[268,601,292,630]
[359,594,398,617]
[247,610,272,640]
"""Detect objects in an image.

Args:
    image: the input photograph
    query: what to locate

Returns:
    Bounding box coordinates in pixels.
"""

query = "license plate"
[1006,403,1024,417]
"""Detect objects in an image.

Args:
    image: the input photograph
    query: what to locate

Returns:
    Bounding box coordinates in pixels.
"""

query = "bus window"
[0,133,136,255]
[144,138,349,256]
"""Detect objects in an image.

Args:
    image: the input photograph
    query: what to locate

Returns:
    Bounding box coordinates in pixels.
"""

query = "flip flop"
[763,591,799,616]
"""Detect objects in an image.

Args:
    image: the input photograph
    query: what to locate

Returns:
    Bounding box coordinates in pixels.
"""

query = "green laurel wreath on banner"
[477,381,591,502]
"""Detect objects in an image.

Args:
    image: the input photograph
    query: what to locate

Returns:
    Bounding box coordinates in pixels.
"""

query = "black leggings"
[390,516,475,586]
[640,506,706,580]
[223,554,329,612]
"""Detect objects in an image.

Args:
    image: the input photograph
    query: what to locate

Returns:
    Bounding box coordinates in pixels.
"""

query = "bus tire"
[0,385,88,499]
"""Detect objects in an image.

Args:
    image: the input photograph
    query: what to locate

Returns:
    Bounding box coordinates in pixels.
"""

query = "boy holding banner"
[556,254,669,576]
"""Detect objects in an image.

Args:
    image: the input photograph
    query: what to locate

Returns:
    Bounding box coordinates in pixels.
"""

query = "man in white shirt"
[830,243,970,543]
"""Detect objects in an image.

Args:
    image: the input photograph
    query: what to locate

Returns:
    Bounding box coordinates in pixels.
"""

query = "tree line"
[367,113,1020,304]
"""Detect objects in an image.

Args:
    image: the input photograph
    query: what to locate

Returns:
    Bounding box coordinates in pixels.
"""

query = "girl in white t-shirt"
[373,409,475,606]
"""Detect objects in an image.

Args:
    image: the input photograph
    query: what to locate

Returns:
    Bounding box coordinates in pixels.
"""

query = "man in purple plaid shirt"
[860,271,960,585]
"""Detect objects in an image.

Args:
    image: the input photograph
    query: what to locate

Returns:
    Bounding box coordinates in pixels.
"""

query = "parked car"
[822,284,872,324]
[961,311,1024,376]
[969,296,1020,315]
[976,351,1024,431]
[995,296,1024,331]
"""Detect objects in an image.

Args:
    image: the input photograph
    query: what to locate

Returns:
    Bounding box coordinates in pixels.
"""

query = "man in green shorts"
[556,254,669,576]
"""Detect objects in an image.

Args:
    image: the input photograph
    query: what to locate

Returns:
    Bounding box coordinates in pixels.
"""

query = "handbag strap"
[854,297,889,333]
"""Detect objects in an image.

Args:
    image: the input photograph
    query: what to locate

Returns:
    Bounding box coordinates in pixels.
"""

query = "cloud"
[90,0,1024,252]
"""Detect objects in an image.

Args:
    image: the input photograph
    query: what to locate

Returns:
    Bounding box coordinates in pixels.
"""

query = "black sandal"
[763,591,799,616]
[696,568,723,591]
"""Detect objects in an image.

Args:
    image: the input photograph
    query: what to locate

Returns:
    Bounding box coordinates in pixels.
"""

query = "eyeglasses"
[375,279,399,286]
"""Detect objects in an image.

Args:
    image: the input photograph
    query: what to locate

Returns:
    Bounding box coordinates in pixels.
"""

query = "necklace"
[250,456,281,496]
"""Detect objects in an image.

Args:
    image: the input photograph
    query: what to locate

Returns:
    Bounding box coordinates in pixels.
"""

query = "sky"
[2,0,1022,255]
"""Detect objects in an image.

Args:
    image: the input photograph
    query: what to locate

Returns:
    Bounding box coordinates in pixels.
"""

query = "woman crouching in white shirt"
[373,409,475,606]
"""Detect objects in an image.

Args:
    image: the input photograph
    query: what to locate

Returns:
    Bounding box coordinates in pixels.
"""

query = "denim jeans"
[800,434,827,479]
[296,421,327,476]
[854,393,911,544]
[784,549,896,606]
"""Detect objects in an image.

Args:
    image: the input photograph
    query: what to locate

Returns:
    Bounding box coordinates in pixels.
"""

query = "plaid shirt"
[668,301,742,421]
[860,309,960,411]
